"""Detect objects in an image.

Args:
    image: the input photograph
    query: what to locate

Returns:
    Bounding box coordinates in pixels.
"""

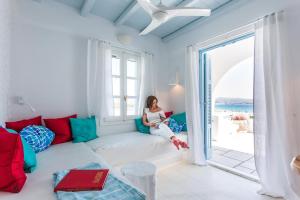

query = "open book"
[151,118,170,128]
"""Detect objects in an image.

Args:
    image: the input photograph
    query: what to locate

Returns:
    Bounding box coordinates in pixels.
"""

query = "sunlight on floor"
[212,112,254,154]
[212,129,254,154]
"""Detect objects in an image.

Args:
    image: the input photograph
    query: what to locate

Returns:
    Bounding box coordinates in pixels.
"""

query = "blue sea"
[215,103,253,113]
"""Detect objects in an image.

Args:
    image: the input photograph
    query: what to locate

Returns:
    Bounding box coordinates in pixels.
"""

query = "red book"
[54,169,109,192]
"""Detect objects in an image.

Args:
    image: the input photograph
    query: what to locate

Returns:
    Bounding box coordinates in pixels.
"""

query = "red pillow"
[165,111,174,118]
[44,114,77,145]
[5,116,42,132]
[0,128,27,193]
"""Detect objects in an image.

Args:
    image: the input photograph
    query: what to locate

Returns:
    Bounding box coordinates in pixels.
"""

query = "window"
[109,48,141,121]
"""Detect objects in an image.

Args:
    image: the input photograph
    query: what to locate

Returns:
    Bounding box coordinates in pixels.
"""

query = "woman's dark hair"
[146,96,158,108]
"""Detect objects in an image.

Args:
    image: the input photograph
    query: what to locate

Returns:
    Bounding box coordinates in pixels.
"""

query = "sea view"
[215,103,253,113]
[215,98,253,113]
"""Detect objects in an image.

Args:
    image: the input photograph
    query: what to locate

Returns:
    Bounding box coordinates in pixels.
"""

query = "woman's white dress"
[144,108,175,140]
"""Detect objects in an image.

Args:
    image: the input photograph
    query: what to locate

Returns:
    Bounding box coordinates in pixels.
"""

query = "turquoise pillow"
[6,129,37,173]
[135,118,150,134]
[170,112,187,131]
[70,116,98,143]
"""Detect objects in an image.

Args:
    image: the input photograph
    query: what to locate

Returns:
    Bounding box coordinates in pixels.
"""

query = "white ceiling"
[52,0,235,40]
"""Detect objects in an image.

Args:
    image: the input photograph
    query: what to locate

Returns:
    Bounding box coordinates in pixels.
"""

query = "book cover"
[54,169,109,192]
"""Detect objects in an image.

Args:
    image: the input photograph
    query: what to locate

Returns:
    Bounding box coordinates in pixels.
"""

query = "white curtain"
[185,46,206,165]
[138,52,155,115]
[87,39,113,121]
[254,12,300,199]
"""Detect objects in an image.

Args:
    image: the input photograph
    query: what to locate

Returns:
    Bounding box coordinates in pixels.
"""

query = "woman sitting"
[142,96,189,150]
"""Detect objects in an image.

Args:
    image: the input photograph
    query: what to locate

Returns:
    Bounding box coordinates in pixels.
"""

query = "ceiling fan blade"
[166,8,211,17]
[140,19,163,35]
[137,0,159,15]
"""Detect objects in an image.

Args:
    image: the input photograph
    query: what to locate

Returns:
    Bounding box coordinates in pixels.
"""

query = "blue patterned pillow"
[168,118,185,133]
[20,125,54,153]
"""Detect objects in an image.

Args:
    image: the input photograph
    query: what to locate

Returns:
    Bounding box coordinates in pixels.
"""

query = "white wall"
[10,0,300,134]
[164,0,298,113]
[9,0,168,134]
[0,0,12,125]
[209,37,254,90]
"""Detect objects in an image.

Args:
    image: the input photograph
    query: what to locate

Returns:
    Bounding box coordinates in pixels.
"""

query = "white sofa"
[86,131,188,168]
[0,131,188,199]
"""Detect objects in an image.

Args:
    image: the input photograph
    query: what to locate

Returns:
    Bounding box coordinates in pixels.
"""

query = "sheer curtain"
[86,39,113,121]
[254,12,300,199]
[185,46,206,165]
[138,52,155,115]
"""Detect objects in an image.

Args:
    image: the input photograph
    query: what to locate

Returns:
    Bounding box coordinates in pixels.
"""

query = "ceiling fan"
[137,0,211,35]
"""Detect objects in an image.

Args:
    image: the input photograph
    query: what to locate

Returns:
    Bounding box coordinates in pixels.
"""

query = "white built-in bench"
[86,131,188,169]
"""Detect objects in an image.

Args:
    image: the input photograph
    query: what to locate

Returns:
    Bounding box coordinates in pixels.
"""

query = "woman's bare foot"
[171,137,180,150]
[178,140,189,149]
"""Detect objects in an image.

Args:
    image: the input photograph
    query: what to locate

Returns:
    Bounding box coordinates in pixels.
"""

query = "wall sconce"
[168,71,179,86]
[117,33,132,45]
[14,96,36,113]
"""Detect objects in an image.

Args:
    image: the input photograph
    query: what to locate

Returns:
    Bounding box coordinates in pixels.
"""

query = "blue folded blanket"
[53,163,146,200]
[168,118,185,133]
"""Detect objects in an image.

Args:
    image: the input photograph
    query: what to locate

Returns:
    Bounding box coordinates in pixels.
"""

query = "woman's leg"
[150,123,175,140]
[158,124,189,149]
[150,123,188,150]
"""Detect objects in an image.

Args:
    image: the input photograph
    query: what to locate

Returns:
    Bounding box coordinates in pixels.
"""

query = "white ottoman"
[121,161,157,200]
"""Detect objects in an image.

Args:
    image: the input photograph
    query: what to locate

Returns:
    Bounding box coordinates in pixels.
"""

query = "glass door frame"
[199,32,255,160]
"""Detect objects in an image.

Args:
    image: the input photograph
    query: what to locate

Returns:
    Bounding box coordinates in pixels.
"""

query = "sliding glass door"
[199,33,255,177]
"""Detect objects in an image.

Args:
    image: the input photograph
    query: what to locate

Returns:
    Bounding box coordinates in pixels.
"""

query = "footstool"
[121,161,157,200]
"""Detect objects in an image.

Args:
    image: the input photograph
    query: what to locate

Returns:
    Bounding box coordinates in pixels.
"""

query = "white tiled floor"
[210,146,257,177]
[157,163,281,200]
